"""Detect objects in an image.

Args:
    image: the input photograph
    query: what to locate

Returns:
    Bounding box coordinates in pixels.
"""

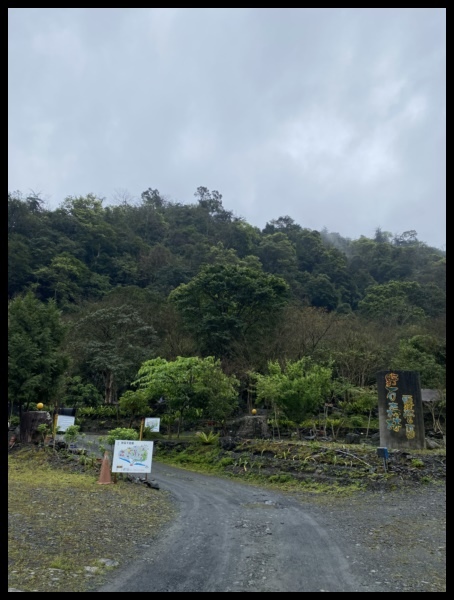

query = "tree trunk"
[104,371,114,404]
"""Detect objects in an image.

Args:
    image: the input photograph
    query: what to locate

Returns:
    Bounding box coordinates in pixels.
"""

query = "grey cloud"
[8,8,445,248]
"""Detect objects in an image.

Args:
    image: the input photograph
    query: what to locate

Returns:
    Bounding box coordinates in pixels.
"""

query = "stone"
[425,438,441,449]
[99,558,119,567]
[226,415,271,439]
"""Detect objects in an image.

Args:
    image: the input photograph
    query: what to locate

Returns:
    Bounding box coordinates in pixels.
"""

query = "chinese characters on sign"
[112,440,154,473]
[402,395,416,439]
[384,372,416,440]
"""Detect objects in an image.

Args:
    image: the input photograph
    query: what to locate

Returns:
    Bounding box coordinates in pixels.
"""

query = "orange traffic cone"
[97,451,113,484]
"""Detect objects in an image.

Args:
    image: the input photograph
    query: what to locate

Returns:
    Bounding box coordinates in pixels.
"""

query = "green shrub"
[36,423,52,444]
[142,427,164,440]
[420,476,434,484]
[63,425,83,448]
[349,415,364,428]
[195,431,219,445]
[77,406,118,419]
[104,427,138,446]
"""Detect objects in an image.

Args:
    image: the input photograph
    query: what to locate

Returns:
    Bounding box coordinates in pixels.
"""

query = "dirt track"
[96,461,446,593]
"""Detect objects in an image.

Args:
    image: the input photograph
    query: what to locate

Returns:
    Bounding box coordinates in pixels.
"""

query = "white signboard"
[56,415,75,432]
[144,417,161,432]
[112,440,154,473]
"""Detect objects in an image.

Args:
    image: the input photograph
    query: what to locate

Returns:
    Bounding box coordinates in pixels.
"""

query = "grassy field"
[8,446,177,593]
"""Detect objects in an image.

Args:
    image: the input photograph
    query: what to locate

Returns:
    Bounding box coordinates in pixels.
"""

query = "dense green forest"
[8,187,446,425]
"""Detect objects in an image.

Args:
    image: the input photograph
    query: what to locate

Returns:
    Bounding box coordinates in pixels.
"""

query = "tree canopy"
[7,187,445,415]
[133,356,239,435]
[8,291,69,413]
[251,358,333,425]
[169,263,290,360]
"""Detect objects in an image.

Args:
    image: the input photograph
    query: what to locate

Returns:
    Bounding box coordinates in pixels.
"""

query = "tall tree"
[8,292,69,415]
[258,233,299,279]
[133,356,239,436]
[69,304,158,404]
[322,314,397,387]
[390,335,446,389]
[358,281,427,326]
[34,252,110,308]
[56,194,117,272]
[169,263,290,360]
[251,358,332,429]
[270,305,338,362]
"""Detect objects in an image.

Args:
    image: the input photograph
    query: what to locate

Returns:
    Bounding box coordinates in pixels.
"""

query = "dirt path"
[96,462,446,593]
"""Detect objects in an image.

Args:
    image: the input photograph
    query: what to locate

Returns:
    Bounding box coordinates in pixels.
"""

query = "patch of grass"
[8,447,176,593]
[268,474,293,483]
[420,476,435,484]
[48,556,74,571]
[195,430,219,445]
[153,435,446,497]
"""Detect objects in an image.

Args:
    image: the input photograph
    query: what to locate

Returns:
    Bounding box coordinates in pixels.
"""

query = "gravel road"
[96,462,446,593]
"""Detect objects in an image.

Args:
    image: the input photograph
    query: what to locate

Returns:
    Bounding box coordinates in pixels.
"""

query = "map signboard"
[112,440,154,473]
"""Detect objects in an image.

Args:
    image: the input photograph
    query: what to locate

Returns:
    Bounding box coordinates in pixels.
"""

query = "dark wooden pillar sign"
[376,370,426,450]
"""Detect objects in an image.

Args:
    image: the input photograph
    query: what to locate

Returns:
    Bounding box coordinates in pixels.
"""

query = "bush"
[142,427,164,441]
[63,425,83,448]
[194,431,219,445]
[104,427,139,446]
[36,423,52,444]
[349,415,364,428]
[77,406,119,419]
[9,416,20,428]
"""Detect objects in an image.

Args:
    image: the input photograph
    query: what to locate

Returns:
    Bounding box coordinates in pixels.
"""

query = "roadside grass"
[8,447,176,593]
[153,437,446,497]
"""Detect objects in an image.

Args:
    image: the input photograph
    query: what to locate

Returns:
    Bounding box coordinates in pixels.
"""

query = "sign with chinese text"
[112,440,154,473]
[376,370,425,450]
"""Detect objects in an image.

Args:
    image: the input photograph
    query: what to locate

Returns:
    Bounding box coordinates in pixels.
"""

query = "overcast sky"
[8,8,446,249]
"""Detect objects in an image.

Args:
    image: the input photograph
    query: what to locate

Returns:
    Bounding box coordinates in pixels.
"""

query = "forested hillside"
[8,187,446,421]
